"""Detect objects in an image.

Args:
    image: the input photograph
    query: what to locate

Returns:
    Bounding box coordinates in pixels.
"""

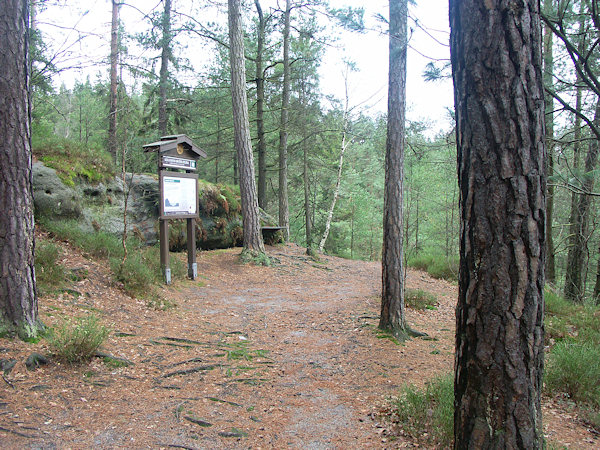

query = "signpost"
[143,135,206,284]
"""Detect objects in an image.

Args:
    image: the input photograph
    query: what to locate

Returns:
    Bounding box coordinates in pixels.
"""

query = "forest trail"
[0,243,595,448]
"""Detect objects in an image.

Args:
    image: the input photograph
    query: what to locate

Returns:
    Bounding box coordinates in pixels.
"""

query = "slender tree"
[228,0,265,256]
[158,0,172,136]
[0,0,40,337]
[255,0,268,209]
[278,0,291,240]
[379,0,408,339]
[318,66,351,253]
[543,0,556,284]
[450,0,546,447]
[108,0,119,162]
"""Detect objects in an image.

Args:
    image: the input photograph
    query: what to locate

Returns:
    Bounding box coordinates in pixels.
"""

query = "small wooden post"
[159,218,171,284]
[187,218,197,279]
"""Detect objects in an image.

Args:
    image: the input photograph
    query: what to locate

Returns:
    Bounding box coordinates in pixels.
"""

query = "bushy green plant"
[405,288,437,310]
[389,374,454,447]
[110,253,156,297]
[407,253,459,282]
[35,240,67,294]
[545,341,600,408]
[47,315,109,363]
[111,246,186,299]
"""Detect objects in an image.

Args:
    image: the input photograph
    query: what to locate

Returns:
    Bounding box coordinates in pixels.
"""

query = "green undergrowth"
[544,289,600,430]
[405,288,438,310]
[46,314,109,364]
[239,249,271,266]
[407,253,459,282]
[32,135,114,186]
[35,239,68,295]
[39,218,185,301]
[386,374,454,448]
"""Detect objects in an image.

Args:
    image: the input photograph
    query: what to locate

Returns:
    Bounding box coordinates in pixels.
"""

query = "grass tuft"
[387,374,454,447]
[405,288,438,310]
[407,253,459,282]
[545,340,600,408]
[47,315,109,364]
[35,240,67,295]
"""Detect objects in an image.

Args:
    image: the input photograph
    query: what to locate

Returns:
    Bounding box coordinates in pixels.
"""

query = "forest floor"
[0,239,597,448]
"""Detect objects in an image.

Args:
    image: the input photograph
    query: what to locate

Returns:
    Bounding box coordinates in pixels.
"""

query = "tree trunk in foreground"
[228,0,265,255]
[108,0,119,162]
[379,0,407,338]
[450,0,546,448]
[0,0,39,336]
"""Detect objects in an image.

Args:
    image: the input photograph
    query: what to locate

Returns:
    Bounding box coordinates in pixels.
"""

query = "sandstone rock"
[32,162,83,219]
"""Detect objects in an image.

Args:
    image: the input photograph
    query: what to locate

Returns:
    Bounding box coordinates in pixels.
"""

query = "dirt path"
[0,243,596,448]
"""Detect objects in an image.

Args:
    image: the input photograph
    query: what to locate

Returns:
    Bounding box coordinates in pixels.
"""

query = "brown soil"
[0,240,597,448]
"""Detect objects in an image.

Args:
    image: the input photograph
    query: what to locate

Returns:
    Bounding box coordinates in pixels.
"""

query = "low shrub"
[407,253,459,282]
[35,240,67,294]
[47,315,109,363]
[388,374,454,448]
[110,253,156,297]
[545,340,600,408]
[405,288,438,310]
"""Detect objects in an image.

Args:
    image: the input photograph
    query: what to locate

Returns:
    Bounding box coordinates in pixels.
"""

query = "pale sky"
[37,0,454,134]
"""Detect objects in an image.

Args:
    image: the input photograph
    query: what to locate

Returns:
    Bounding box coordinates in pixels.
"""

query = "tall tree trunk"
[450,1,546,448]
[278,0,291,240]
[158,0,172,136]
[565,101,600,302]
[300,79,314,255]
[543,0,556,284]
[108,0,119,162]
[379,0,408,338]
[0,0,39,336]
[255,0,267,210]
[215,111,221,183]
[228,0,265,255]
[564,6,588,302]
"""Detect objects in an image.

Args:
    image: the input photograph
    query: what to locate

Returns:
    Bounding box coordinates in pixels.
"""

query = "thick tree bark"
[543,0,556,284]
[0,0,39,335]
[108,0,119,162]
[450,1,546,448]
[255,0,267,210]
[228,0,265,255]
[278,0,291,241]
[379,0,407,337]
[158,0,172,136]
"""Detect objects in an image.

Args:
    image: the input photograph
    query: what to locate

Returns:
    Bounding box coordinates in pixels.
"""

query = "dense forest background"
[30,0,600,303]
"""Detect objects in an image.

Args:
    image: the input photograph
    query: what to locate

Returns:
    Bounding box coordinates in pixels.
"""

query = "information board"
[159,171,198,219]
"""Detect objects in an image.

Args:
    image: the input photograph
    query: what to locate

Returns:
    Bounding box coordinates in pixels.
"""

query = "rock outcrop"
[32,162,281,250]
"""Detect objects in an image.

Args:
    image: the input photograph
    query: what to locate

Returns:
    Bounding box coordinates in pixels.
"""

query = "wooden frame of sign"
[143,135,206,284]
